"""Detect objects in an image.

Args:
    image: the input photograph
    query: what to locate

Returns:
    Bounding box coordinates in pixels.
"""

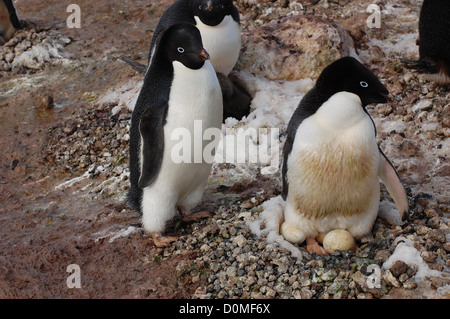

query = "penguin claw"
[181,210,212,223]
[151,232,178,248]
[306,238,327,255]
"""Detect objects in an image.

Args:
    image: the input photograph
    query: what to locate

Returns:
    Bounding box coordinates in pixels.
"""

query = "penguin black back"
[127,23,208,211]
[281,57,391,200]
[418,0,450,78]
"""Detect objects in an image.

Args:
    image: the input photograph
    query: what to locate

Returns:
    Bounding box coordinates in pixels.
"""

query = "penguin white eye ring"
[360,81,369,88]
[177,47,185,53]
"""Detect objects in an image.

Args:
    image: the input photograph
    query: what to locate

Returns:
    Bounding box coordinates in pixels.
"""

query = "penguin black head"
[190,0,234,26]
[315,56,392,107]
[160,23,210,70]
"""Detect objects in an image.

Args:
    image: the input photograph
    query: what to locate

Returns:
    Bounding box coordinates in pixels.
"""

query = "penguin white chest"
[194,15,241,75]
[287,92,380,220]
[160,60,223,188]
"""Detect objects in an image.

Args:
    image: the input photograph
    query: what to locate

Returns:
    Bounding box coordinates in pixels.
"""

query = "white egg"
[322,229,355,254]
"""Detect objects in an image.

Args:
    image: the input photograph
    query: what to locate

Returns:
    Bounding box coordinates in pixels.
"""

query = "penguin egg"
[322,229,355,254]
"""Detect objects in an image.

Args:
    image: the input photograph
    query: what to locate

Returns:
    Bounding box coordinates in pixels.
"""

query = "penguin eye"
[360,81,368,88]
[177,47,185,53]
[198,5,202,10]
[220,4,225,9]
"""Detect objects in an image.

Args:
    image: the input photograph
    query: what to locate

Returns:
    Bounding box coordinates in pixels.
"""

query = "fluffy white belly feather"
[283,92,381,241]
[194,15,241,75]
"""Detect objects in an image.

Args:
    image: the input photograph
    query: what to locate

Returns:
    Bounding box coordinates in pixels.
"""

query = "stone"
[237,15,355,80]
[390,260,408,278]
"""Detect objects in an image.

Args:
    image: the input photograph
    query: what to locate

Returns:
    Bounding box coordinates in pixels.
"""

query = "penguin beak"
[380,92,395,105]
[198,49,210,61]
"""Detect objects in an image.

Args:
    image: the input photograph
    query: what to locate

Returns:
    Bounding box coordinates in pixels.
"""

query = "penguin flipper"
[378,149,409,220]
[4,0,21,29]
[138,105,167,189]
[281,134,293,200]
[118,55,147,75]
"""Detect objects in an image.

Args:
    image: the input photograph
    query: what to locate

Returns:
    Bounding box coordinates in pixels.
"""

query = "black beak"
[198,49,210,61]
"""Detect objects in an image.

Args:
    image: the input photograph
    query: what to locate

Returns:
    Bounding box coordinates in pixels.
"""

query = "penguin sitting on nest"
[120,0,251,121]
[127,23,223,247]
[0,0,21,45]
[403,0,450,84]
[281,57,409,255]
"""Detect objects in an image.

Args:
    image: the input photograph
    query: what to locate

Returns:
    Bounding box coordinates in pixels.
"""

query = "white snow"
[368,33,419,59]
[97,79,143,114]
[12,38,70,69]
[214,71,314,176]
[247,195,303,259]
[383,237,444,282]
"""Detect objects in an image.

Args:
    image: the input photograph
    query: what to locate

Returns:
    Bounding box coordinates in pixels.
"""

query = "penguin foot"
[178,206,212,223]
[151,232,178,248]
[306,237,327,256]
[359,233,374,244]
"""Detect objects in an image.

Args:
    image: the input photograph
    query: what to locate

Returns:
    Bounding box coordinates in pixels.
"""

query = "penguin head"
[190,0,234,26]
[316,56,392,107]
[160,23,210,70]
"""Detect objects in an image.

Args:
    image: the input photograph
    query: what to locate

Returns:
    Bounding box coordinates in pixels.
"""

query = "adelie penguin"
[121,0,251,121]
[0,0,21,45]
[281,57,409,255]
[148,0,240,76]
[404,0,450,84]
[127,23,223,247]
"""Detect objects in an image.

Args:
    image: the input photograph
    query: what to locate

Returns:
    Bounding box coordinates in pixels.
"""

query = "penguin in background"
[404,0,450,84]
[120,0,251,121]
[0,0,21,45]
[281,57,409,255]
[127,23,223,247]
[148,0,241,76]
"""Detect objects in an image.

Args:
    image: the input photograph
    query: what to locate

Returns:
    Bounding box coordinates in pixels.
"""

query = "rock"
[421,251,438,263]
[426,229,446,243]
[237,15,355,80]
[321,270,338,282]
[390,260,408,278]
[383,270,401,288]
[402,278,418,290]
[300,288,313,299]
[38,94,55,110]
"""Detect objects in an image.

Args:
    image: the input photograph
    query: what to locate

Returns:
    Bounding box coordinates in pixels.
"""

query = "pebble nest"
[5,0,449,299]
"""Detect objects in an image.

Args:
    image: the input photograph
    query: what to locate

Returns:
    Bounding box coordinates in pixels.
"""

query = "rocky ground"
[0,0,448,299]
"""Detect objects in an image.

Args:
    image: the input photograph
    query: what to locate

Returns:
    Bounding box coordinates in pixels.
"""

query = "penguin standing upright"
[0,0,21,45]
[404,0,450,84]
[127,23,223,247]
[281,57,409,254]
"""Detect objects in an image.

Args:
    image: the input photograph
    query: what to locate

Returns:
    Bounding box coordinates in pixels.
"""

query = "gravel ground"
[1,0,449,299]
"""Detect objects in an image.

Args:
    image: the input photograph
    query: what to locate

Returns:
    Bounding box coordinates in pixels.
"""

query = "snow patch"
[97,79,143,114]
[247,195,303,259]
[383,237,443,282]
[12,38,70,69]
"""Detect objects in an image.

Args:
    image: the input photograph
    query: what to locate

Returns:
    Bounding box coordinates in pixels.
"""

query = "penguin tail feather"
[118,55,147,75]
[400,57,438,74]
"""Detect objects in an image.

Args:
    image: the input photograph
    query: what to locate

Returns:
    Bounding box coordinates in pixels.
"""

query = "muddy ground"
[0,0,449,299]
